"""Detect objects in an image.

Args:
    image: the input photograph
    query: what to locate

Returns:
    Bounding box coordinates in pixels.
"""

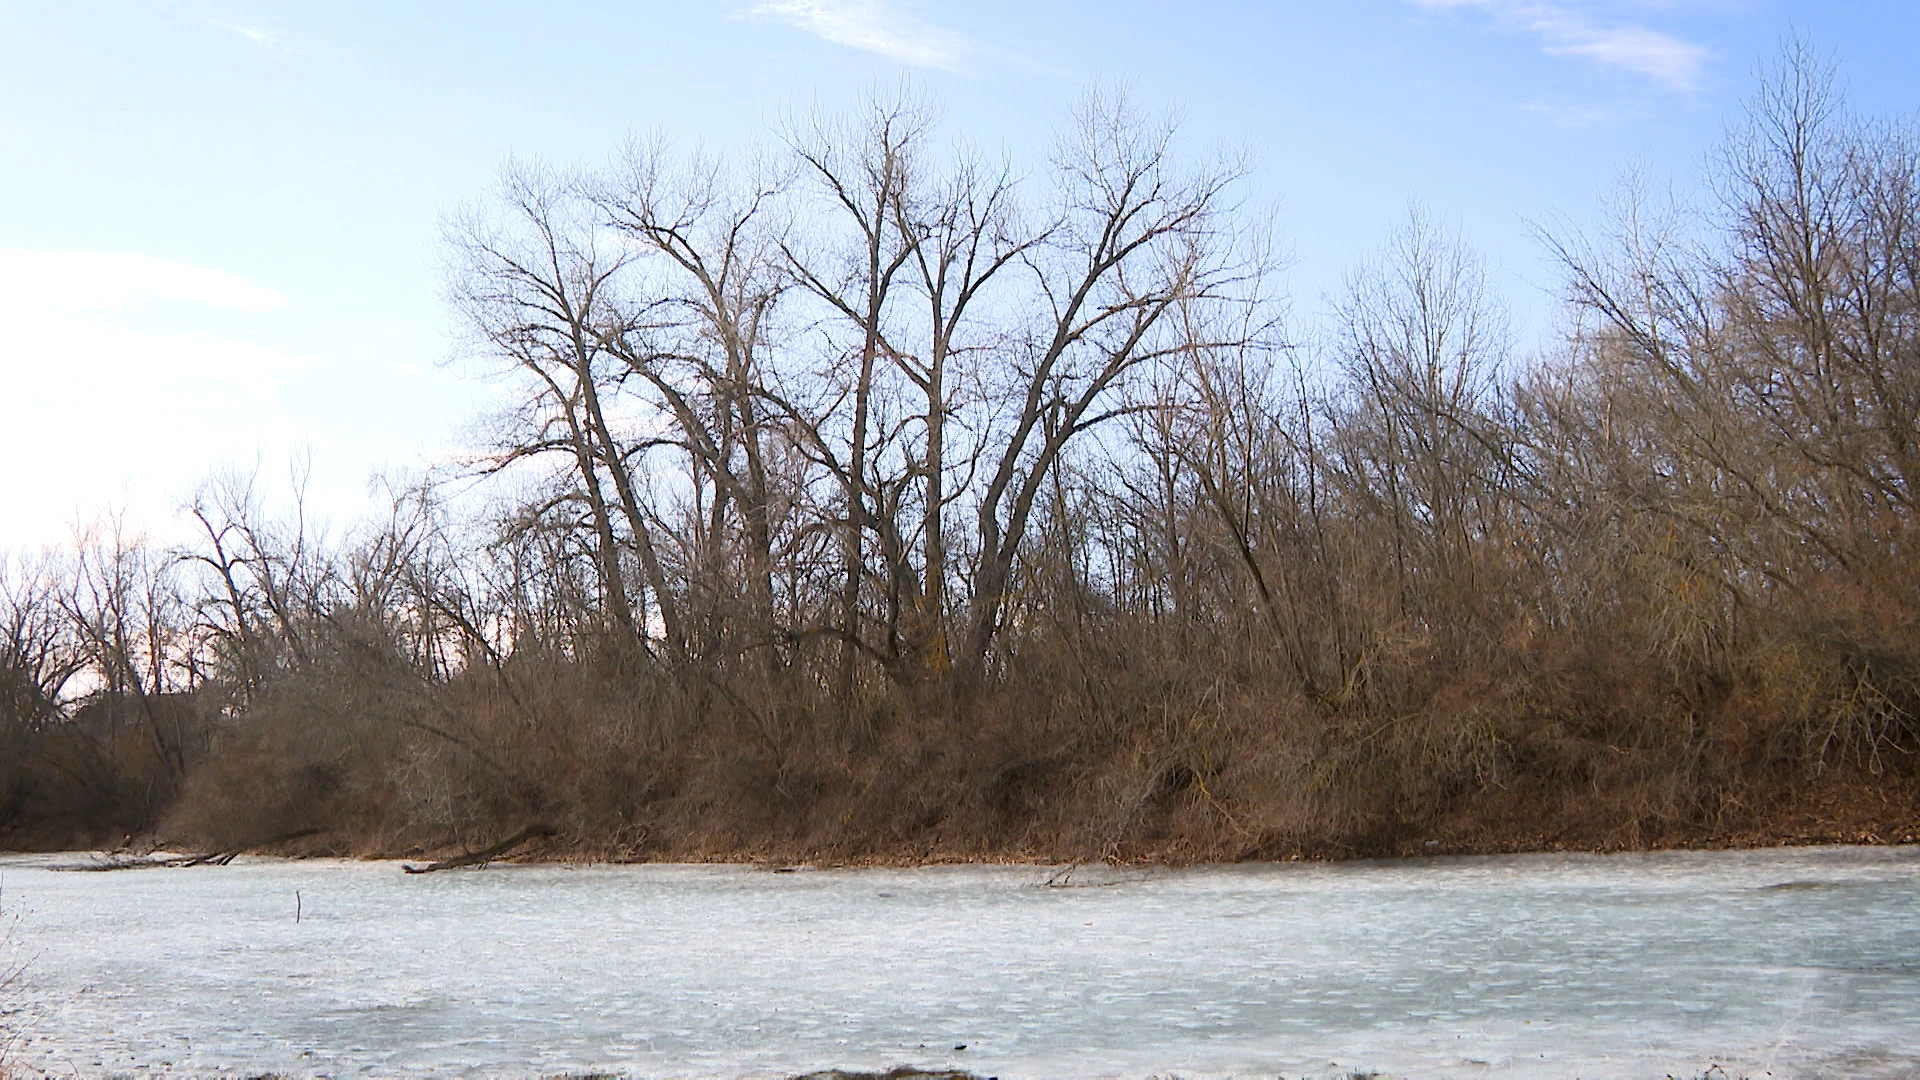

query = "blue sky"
[2,1,1915,547]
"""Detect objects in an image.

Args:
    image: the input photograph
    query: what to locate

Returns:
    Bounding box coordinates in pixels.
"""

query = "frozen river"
[1,846,1916,1079]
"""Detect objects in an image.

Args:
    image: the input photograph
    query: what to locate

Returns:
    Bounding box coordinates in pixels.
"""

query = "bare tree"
[0,551,83,733]
[952,93,1250,700]
[450,163,681,659]
[1329,207,1515,635]
[596,142,794,679]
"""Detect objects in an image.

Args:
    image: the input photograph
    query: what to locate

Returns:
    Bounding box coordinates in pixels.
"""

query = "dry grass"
[0,909,24,1080]
[96,600,1912,867]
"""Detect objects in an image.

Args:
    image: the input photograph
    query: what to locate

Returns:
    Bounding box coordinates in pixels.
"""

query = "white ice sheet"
[1,845,1916,1078]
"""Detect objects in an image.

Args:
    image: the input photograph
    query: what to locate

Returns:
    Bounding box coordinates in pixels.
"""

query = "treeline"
[2,46,1916,860]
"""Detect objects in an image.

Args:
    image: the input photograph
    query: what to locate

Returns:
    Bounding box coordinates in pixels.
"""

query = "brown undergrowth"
[8,599,1912,866]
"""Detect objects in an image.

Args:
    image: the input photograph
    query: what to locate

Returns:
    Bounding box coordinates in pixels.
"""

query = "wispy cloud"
[751,1,975,72]
[0,251,307,548]
[0,250,285,313]
[1409,1,1709,91]
[207,18,285,49]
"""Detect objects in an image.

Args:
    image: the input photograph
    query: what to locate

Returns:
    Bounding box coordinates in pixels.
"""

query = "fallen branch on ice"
[401,823,557,873]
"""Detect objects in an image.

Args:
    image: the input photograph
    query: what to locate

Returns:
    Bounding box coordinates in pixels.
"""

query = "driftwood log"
[787,1060,983,1068]
[53,828,329,871]
[402,823,557,874]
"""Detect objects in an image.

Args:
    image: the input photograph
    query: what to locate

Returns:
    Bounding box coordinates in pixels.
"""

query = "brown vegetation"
[2,45,1917,864]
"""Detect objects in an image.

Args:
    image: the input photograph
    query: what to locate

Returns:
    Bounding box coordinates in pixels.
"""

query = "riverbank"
[6,759,1915,869]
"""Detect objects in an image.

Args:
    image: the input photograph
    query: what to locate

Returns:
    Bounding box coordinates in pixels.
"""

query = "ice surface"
[0,846,1916,1078]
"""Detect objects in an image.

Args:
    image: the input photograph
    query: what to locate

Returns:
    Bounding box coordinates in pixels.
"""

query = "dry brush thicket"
[4,52,1917,861]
